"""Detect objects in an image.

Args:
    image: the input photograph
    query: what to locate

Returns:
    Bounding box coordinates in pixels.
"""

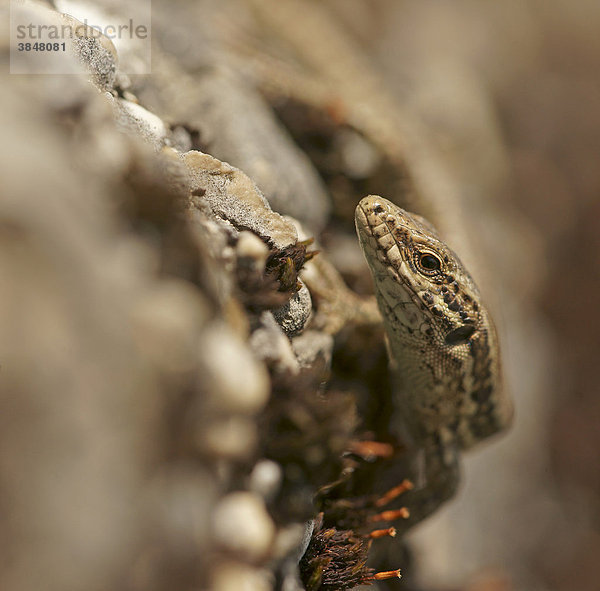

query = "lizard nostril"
[373,204,384,213]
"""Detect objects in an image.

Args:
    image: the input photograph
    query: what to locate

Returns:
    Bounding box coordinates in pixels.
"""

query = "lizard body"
[356,196,512,450]
[355,196,513,526]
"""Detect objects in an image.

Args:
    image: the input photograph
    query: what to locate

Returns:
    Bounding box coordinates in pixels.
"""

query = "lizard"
[355,195,513,528]
[215,0,516,528]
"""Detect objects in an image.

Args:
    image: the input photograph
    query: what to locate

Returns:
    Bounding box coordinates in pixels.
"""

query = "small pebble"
[236,231,269,267]
[201,324,270,414]
[271,280,312,337]
[213,492,275,562]
[212,561,273,591]
[249,460,282,501]
[199,416,258,459]
[250,312,300,375]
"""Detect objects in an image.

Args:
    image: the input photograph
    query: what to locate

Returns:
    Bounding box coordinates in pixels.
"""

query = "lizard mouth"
[355,196,436,320]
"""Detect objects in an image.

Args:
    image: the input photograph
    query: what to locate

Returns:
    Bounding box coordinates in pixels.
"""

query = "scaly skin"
[356,195,513,526]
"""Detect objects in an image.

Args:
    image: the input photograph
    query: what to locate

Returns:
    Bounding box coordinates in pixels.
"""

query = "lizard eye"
[417,252,442,273]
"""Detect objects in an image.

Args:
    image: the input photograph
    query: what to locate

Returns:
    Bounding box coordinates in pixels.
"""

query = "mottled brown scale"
[355,195,513,450]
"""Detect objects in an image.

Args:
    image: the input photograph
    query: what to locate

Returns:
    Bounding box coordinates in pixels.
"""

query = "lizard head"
[355,195,513,449]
